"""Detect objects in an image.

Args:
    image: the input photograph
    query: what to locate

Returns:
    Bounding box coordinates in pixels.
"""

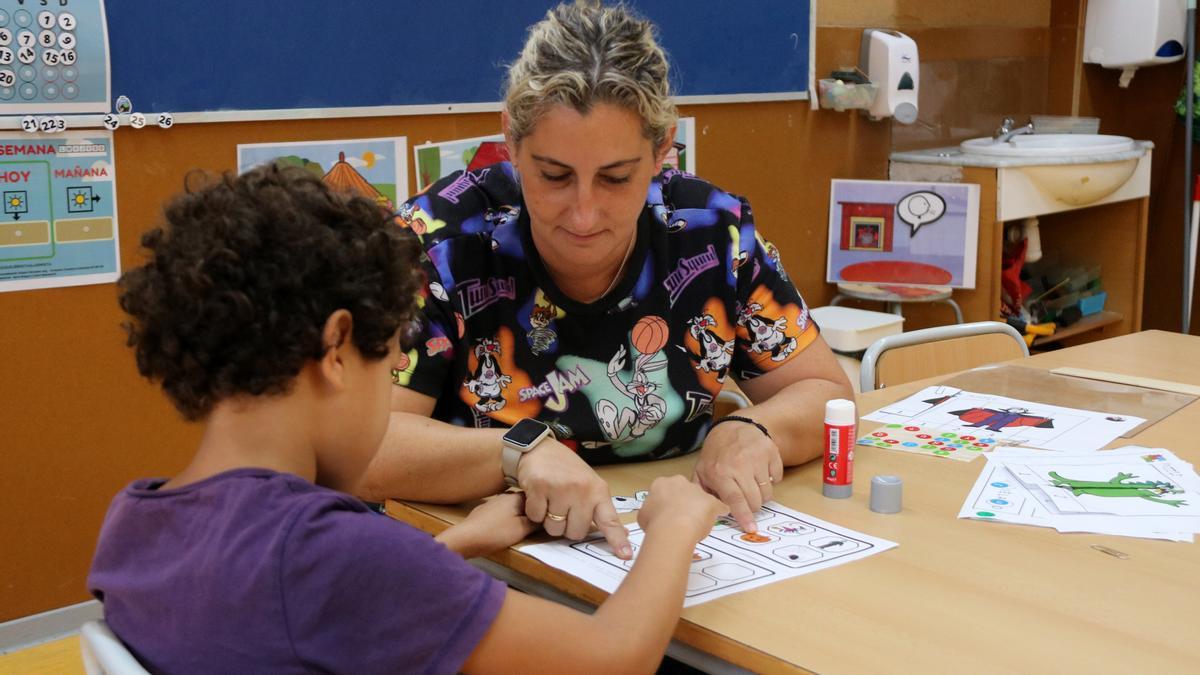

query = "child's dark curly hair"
[118,164,423,421]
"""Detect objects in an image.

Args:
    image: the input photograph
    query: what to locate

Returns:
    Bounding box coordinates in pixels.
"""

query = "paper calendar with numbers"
[0,0,109,114]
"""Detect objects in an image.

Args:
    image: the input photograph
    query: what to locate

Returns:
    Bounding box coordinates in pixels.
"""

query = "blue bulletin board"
[104,1,812,117]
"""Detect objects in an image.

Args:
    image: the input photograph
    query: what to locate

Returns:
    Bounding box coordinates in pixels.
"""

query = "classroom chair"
[80,619,149,675]
[859,321,1029,391]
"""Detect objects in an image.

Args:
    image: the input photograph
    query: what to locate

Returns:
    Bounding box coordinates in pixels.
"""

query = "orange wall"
[1,3,1076,620]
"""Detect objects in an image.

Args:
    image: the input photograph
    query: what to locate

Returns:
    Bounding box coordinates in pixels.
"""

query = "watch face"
[505,418,548,448]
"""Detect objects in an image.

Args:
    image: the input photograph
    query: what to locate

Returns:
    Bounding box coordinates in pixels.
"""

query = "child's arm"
[461,475,726,674]
[435,493,535,559]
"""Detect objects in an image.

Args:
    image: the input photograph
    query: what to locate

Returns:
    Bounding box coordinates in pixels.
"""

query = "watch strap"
[501,444,523,487]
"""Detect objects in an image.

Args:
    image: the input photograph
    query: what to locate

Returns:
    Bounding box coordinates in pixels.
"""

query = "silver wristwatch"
[501,418,552,488]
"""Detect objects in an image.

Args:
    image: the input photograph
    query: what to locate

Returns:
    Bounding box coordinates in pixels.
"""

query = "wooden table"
[387,330,1200,674]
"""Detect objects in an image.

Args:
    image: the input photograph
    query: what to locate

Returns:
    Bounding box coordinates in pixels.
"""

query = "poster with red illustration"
[826,179,980,288]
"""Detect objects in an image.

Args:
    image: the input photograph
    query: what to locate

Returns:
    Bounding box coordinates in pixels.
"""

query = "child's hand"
[468,492,537,548]
[637,475,727,544]
[437,492,536,558]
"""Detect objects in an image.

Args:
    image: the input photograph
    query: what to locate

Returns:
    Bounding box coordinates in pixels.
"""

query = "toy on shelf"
[1000,217,1110,345]
[1025,259,1106,326]
[1004,316,1056,347]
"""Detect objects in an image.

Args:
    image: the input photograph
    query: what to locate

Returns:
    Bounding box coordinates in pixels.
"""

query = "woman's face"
[507,102,670,279]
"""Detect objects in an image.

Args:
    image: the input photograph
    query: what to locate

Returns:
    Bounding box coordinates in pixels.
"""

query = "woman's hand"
[518,439,633,559]
[436,492,537,558]
[692,419,783,532]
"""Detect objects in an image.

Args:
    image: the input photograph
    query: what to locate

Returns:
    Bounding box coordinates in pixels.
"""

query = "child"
[89,164,727,674]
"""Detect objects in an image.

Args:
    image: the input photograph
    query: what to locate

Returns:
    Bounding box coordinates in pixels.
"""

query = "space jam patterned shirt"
[394,162,818,464]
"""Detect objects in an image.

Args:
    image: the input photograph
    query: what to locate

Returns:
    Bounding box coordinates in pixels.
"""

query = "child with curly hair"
[88,164,726,673]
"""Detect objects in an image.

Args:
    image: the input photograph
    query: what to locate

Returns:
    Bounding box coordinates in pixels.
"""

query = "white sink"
[1018,160,1138,206]
[960,134,1136,158]
[958,134,1143,207]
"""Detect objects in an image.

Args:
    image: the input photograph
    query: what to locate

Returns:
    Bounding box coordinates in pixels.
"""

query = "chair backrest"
[859,321,1029,391]
[80,620,149,675]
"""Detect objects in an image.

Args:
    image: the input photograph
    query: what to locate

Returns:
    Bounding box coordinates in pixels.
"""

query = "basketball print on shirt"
[596,316,670,443]
[400,164,815,463]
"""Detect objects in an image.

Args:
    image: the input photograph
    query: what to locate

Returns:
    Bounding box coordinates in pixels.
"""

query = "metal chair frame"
[859,321,1029,391]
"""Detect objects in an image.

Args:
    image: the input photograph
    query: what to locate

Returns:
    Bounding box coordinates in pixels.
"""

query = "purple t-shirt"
[88,468,505,674]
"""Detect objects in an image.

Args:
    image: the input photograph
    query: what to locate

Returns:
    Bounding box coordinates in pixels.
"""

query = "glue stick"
[823,399,856,498]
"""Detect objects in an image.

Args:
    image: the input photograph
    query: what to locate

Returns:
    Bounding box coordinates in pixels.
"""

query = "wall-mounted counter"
[889,140,1151,346]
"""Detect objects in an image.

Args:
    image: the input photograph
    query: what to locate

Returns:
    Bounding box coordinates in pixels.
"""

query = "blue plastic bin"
[1078,291,1107,316]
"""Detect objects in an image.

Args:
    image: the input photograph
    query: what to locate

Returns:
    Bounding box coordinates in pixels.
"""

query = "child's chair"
[80,619,149,675]
[859,321,1029,391]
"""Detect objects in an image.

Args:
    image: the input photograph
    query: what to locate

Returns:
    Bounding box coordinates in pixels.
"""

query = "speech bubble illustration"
[896,190,946,236]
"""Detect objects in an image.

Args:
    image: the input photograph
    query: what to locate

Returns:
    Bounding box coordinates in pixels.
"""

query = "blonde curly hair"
[504,1,678,148]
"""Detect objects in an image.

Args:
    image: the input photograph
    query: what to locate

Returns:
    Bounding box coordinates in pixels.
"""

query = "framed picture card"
[826,179,980,289]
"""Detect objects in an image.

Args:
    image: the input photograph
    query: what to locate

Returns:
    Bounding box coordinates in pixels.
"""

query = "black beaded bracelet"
[709,415,772,439]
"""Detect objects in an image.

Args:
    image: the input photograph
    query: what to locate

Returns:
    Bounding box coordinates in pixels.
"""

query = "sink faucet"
[994,116,1035,143]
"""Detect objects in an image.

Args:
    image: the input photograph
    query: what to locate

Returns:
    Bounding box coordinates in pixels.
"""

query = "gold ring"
[757,480,771,486]
[545,511,567,522]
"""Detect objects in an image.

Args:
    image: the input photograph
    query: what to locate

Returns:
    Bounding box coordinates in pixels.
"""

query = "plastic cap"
[894,102,918,124]
[825,398,856,426]
[869,475,903,514]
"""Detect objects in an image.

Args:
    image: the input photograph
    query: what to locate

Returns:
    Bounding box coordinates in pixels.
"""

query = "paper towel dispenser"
[1084,0,1186,87]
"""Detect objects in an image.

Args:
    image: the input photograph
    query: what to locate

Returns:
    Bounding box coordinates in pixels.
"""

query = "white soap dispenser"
[1084,0,1186,87]
[859,29,919,124]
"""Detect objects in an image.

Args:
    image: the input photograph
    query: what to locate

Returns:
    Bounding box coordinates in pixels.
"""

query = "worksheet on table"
[959,446,1200,541]
[1007,456,1200,517]
[864,386,1145,451]
[521,502,896,607]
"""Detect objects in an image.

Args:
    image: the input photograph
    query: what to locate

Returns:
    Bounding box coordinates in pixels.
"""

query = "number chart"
[0,0,109,114]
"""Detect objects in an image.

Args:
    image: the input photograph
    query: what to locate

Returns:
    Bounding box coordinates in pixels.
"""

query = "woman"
[360,0,852,556]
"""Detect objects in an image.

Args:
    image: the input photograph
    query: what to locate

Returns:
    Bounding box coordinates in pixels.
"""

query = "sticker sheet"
[857,423,1006,461]
[521,502,896,607]
[864,385,1145,452]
